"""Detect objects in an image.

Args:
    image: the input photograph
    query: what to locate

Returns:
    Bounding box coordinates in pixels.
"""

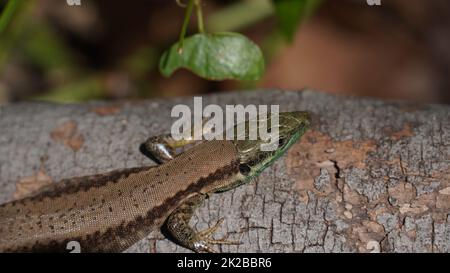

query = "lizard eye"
[239,164,251,175]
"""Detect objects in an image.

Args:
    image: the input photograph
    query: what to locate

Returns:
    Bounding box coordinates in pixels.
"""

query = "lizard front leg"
[165,194,240,253]
[142,117,212,163]
[141,134,183,163]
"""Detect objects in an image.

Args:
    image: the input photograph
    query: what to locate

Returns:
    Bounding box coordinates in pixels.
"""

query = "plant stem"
[195,0,204,33]
[0,0,21,36]
[178,0,195,52]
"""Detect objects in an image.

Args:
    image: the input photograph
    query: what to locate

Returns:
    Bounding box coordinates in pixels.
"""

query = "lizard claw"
[192,218,241,253]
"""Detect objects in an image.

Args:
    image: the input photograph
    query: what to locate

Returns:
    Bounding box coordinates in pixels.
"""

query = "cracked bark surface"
[0,90,449,253]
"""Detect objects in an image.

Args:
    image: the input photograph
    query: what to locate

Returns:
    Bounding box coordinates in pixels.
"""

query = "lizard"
[0,111,310,253]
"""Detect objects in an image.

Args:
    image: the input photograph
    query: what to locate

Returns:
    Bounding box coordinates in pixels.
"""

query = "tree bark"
[0,90,448,253]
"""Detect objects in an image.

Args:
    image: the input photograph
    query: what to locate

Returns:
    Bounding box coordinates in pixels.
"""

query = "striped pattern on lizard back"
[0,141,239,252]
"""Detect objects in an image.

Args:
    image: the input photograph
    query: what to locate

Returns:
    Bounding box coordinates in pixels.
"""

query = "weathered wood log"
[0,89,448,253]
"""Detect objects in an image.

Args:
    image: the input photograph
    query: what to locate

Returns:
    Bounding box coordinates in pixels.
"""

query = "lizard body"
[0,112,310,252]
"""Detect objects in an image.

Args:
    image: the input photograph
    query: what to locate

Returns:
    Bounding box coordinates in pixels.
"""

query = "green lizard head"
[232,111,310,182]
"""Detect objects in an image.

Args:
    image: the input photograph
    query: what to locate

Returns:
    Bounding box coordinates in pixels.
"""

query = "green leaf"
[159,32,265,81]
[273,0,322,41]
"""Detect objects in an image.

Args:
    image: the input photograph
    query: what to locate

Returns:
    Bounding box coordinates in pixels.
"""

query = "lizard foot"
[192,218,241,253]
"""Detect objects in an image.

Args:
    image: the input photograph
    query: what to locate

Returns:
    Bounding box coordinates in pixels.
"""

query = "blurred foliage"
[207,0,273,32]
[23,26,74,71]
[0,0,322,103]
[0,0,21,36]
[34,77,103,103]
[123,47,158,79]
[0,0,28,63]
[273,0,322,41]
